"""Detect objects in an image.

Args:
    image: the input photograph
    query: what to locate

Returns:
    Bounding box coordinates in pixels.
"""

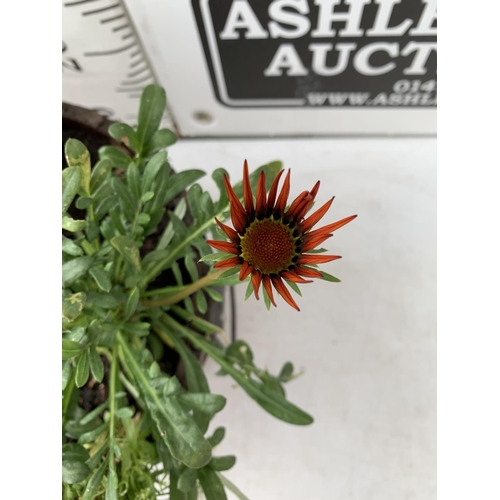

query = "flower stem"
[141,269,225,308]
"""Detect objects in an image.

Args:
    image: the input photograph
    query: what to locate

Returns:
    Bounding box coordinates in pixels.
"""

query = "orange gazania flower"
[207,161,357,311]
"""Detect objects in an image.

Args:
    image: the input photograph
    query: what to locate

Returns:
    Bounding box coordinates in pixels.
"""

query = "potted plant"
[62,84,356,499]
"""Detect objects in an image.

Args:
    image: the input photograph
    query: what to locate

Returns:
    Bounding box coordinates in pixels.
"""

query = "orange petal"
[297,254,342,265]
[281,270,313,284]
[302,233,333,252]
[262,275,277,307]
[223,174,247,232]
[271,276,300,311]
[295,181,321,221]
[255,171,267,212]
[285,191,309,218]
[266,169,284,210]
[251,271,262,300]
[242,160,254,214]
[215,217,239,242]
[239,261,254,280]
[214,257,241,269]
[306,215,358,237]
[206,240,239,254]
[300,197,334,233]
[275,169,291,213]
[295,266,323,279]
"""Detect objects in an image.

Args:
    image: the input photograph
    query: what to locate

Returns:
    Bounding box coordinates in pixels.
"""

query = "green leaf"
[187,184,204,223]
[62,167,82,213]
[124,287,140,321]
[90,159,113,193]
[137,84,166,151]
[156,198,187,250]
[89,266,112,292]
[89,348,104,383]
[78,422,108,445]
[179,393,226,416]
[65,139,91,195]
[164,316,314,426]
[86,292,120,309]
[142,128,177,157]
[80,400,109,425]
[165,170,206,206]
[207,427,225,448]
[226,340,253,365]
[204,287,224,302]
[122,322,151,337]
[62,256,92,287]
[137,213,151,225]
[62,339,84,360]
[178,467,198,493]
[209,455,236,472]
[184,255,199,282]
[115,407,135,419]
[75,196,93,209]
[111,177,136,221]
[142,151,167,194]
[217,473,250,500]
[117,334,213,469]
[94,195,119,221]
[279,362,294,381]
[262,285,271,311]
[319,270,341,282]
[126,161,141,202]
[105,465,118,500]
[75,350,90,387]
[211,168,229,212]
[214,267,241,281]
[111,236,141,271]
[62,292,87,322]
[62,215,86,232]
[286,280,302,296]
[244,280,254,301]
[98,145,132,169]
[62,360,73,389]
[141,191,155,203]
[63,443,90,462]
[199,252,235,264]
[198,467,227,500]
[81,455,108,500]
[62,236,83,256]
[195,290,208,314]
[108,123,139,152]
[62,459,91,484]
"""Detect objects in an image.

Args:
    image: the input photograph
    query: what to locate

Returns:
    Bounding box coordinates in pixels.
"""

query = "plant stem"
[141,269,225,308]
[141,207,229,287]
[108,343,118,452]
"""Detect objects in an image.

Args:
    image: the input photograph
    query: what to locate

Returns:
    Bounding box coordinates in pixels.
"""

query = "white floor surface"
[169,137,436,500]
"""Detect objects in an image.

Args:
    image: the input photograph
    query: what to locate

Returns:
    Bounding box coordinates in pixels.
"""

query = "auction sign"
[125,0,437,135]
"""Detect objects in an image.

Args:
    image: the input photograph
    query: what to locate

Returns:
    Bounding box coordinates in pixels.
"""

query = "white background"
[169,136,436,499]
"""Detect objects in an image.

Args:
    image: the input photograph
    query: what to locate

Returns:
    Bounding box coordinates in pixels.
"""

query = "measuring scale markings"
[62,0,157,122]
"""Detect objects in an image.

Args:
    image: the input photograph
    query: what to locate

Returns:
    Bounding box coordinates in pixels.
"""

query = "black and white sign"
[192,0,437,108]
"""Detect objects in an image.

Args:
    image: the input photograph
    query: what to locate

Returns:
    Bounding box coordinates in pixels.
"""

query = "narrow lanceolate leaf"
[81,456,108,500]
[89,266,112,293]
[111,236,141,271]
[105,464,118,500]
[198,467,227,500]
[177,467,198,493]
[142,151,167,194]
[111,177,136,221]
[62,167,82,213]
[116,334,213,469]
[126,161,141,202]
[108,123,139,152]
[207,427,225,447]
[62,256,93,287]
[319,270,341,282]
[65,139,91,195]
[164,170,206,206]
[163,316,314,426]
[75,350,90,387]
[136,84,166,151]
[199,252,235,264]
[98,145,132,169]
[124,287,140,321]
[179,393,226,417]
[89,348,104,383]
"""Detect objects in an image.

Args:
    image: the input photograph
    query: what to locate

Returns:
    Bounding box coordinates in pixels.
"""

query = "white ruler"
[62,0,173,127]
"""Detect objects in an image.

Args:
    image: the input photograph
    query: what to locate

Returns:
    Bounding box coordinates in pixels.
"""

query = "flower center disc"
[240,218,296,275]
